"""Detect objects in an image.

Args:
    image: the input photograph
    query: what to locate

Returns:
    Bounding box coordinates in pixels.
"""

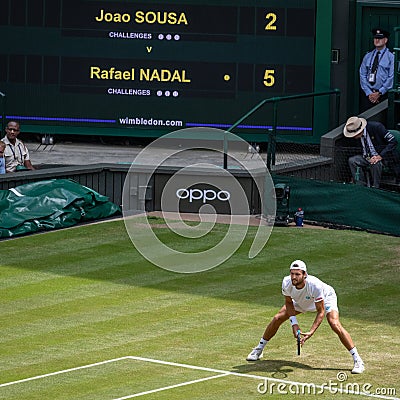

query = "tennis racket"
[297,329,301,355]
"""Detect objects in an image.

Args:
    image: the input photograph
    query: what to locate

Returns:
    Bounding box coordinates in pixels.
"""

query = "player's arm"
[285,295,300,338]
[300,299,325,344]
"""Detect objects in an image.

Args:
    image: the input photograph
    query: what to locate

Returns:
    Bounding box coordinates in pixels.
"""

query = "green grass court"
[0,219,399,399]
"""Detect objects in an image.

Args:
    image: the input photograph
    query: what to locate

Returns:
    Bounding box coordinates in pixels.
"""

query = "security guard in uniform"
[359,28,394,112]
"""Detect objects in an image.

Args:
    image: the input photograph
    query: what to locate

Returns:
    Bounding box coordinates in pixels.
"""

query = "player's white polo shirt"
[282,274,338,314]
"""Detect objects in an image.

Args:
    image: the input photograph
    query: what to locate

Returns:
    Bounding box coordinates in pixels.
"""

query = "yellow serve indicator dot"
[224,74,231,81]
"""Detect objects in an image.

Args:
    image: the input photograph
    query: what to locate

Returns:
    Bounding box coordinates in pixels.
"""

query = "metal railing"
[223,89,341,169]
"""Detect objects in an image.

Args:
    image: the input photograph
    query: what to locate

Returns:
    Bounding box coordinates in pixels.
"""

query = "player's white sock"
[257,338,268,349]
[349,347,361,361]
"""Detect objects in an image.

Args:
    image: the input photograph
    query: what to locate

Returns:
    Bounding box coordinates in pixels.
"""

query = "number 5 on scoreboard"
[263,69,275,87]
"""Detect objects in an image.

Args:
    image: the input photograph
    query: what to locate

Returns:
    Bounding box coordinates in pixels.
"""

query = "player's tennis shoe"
[351,359,365,374]
[246,347,263,361]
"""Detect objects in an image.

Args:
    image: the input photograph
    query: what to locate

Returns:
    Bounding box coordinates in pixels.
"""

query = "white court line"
[0,356,131,388]
[0,355,398,400]
[128,357,399,400]
[112,373,229,399]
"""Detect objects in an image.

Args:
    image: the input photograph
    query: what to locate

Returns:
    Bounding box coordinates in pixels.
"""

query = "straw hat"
[343,116,367,138]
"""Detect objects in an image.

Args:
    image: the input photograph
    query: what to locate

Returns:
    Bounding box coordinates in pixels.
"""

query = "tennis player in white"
[246,260,365,374]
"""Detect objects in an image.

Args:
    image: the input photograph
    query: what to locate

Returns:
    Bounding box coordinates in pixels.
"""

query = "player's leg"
[262,305,293,340]
[246,305,300,361]
[326,310,354,349]
[326,309,365,374]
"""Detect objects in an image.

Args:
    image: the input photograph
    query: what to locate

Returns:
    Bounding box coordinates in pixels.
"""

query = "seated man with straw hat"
[343,116,400,188]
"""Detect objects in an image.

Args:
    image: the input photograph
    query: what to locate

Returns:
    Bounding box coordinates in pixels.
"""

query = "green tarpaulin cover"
[272,174,400,236]
[0,179,121,238]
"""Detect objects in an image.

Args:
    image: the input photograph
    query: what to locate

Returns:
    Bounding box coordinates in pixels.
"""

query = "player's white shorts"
[293,290,339,315]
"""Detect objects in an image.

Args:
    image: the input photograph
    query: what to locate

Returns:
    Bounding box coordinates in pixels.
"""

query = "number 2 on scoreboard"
[263,70,275,87]
[265,12,277,30]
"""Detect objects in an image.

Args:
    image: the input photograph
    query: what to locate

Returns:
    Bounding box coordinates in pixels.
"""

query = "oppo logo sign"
[176,188,231,203]
[123,128,275,273]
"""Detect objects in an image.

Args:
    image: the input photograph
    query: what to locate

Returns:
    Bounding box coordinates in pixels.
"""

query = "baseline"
[127,356,398,400]
[0,356,131,388]
[112,373,229,399]
[0,355,398,400]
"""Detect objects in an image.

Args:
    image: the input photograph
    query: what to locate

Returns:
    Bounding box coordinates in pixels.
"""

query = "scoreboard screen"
[0,0,328,141]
